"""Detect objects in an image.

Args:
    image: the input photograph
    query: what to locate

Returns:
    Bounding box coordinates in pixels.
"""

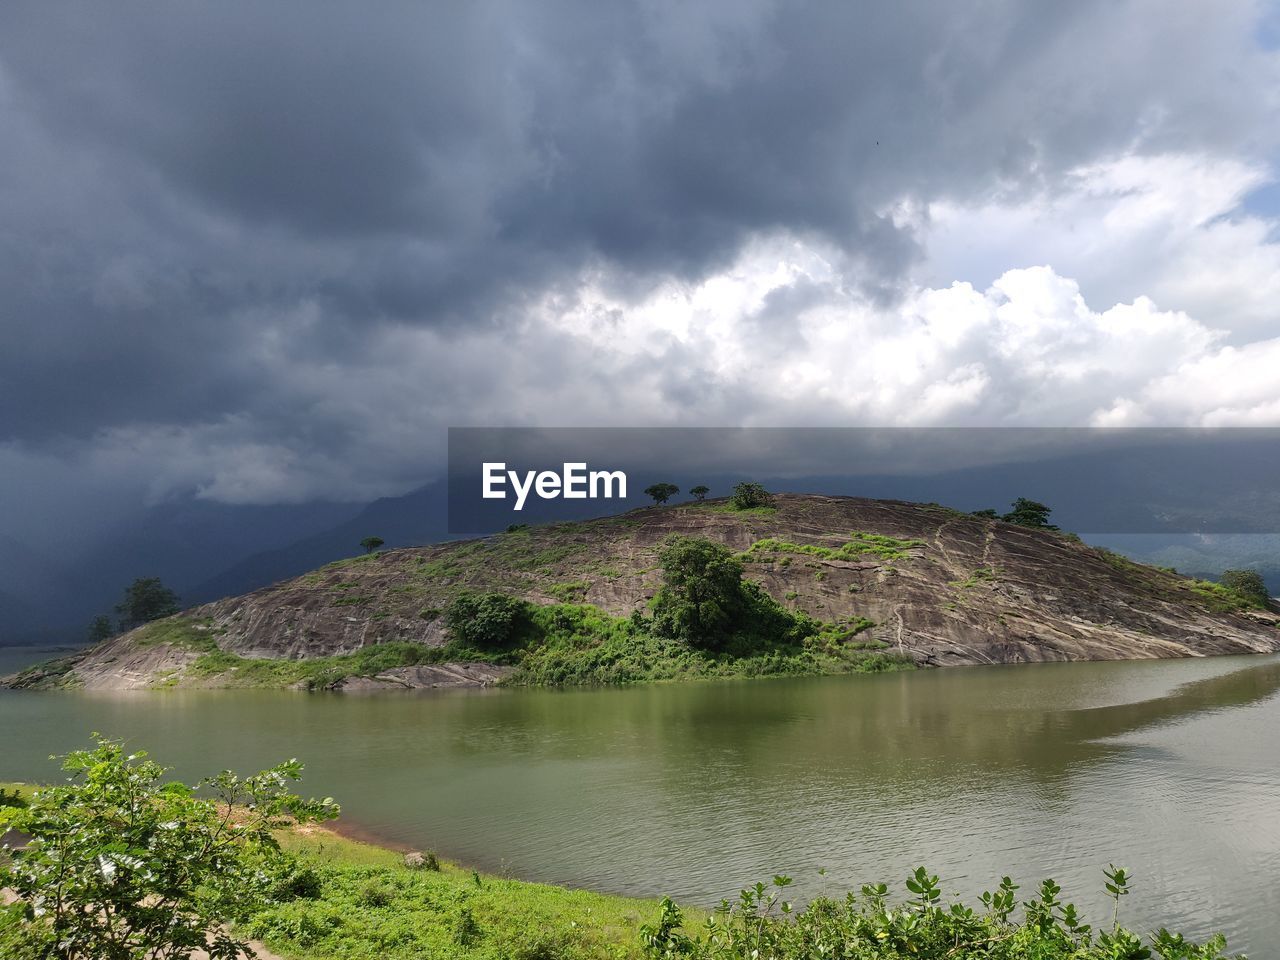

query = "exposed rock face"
[332,663,513,692]
[8,495,1278,690]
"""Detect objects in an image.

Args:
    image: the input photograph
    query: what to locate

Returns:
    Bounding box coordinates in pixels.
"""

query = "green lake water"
[2,650,1279,953]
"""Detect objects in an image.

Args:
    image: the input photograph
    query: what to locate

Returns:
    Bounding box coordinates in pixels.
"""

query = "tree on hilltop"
[970,500,1058,529]
[1002,498,1058,530]
[644,483,680,505]
[115,577,180,632]
[360,535,385,554]
[730,482,772,510]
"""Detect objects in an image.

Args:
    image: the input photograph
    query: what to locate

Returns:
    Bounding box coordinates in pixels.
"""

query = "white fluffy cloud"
[927,153,1280,342]
[525,152,1280,429]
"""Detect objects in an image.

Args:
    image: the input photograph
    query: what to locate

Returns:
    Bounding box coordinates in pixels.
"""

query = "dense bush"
[445,591,534,649]
[641,869,1238,959]
[651,537,804,652]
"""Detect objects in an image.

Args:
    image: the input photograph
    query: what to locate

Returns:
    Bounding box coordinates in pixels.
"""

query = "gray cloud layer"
[0,1,1277,518]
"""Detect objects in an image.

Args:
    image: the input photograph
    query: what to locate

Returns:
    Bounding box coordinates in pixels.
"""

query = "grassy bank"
[251,823,665,959]
[223,823,1248,960]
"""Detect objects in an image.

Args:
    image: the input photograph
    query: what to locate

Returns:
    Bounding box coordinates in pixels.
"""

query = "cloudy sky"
[2,1,1279,545]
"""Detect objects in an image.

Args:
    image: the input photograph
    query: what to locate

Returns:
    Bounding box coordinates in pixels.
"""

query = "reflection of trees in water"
[581,660,1280,810]
[291,658,1280,820]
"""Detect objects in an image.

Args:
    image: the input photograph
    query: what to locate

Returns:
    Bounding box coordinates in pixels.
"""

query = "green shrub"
[0,737,336,960]
[446,592,535,649]
[269,863,326,902]
[641,867,1238,959]
[650,537,810,653]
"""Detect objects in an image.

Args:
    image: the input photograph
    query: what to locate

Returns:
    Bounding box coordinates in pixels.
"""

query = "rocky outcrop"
[7,494,1278,690]
[330,662,513,692]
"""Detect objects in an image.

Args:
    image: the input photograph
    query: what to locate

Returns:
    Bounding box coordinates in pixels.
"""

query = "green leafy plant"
[445,591,534,650]
[639,868,1239,959]
[360,535,386,554]
[0,736,337,960]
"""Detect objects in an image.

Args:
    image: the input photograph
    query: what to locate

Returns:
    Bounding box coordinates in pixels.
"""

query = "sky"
[2,1,1279,554]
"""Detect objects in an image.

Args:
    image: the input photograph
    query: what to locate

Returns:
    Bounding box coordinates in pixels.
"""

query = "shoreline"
[5,781,1250,957]
[319,814,419,856]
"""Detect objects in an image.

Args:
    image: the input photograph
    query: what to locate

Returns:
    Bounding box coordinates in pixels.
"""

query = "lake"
[3,653,1279,954]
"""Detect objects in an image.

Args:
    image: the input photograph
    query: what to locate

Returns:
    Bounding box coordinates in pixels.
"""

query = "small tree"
[87,615,114,644]
[689,485,710,501]
[650,536,800,651]
[445,592,532,649]
[644,482,680,505]
[0,736,337,960]
[1221,569,1269,607]
[1001,497,1058,530]
[730,482,772,510]
[115,578,180,632]
[360,535,385,554]
[652,537,746,649]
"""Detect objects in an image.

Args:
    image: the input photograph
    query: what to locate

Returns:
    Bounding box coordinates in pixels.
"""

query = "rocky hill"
[8,494,1279,691]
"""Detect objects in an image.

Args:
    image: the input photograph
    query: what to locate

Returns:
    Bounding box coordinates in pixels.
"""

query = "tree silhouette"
[644,483,680,505]
[87,615,114,644]
[115,578,180,632]
[1001,498,1058,530]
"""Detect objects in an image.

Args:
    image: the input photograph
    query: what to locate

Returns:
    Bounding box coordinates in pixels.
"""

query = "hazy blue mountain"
[0,498,362,645]
[185,481,453,605]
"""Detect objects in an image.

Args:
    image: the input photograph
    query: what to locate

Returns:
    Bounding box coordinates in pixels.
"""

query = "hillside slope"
[9,495,1279,691]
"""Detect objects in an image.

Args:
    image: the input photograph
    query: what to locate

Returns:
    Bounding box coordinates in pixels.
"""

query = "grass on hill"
[173,600,908,690]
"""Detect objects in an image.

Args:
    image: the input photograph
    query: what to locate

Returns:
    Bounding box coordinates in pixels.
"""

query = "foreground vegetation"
[2,743,1245,959]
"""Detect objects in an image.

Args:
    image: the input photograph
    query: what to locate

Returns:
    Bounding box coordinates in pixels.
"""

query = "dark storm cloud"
[0,0,1274,457]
